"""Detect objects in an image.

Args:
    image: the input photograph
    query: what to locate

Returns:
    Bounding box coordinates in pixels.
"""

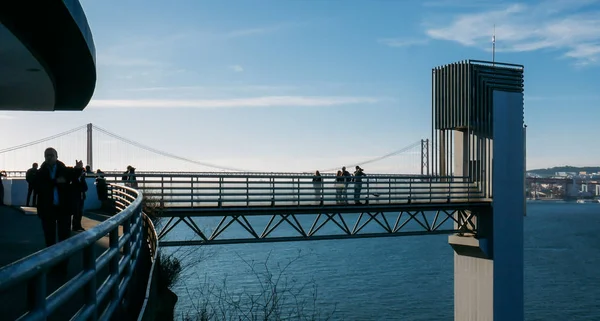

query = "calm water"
[168,202,600,320]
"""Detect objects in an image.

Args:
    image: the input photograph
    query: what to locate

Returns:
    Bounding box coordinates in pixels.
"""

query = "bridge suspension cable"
[319,140,422,172]
[0,123,425,173]
[0,125,87,154]
[92,125,255,172]
[93,124,423,173]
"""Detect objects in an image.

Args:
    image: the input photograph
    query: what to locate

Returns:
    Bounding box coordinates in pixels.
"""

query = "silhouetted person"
[96,169,108,201]
[122,165,138,188]
[312,170,323,205]
[85,165,93,176]
[335,170,345,204]
[341,166,351,204]
[71,160,88,232]
[35,147,78,274]
[0,170,6,206]
[26,163,39,207]
[353,166,365,204]
[128,166,138,188]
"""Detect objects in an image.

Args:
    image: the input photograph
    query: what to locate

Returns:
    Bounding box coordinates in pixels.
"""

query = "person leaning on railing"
[34,147,81,274]
[0,169,6,206]
[353,166,365,205]
[312,170,323,205]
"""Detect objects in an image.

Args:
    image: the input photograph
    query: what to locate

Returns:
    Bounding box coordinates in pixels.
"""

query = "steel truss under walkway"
[155,202,488,246]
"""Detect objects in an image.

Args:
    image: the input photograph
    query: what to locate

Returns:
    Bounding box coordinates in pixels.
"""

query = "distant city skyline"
[1,0,599,171]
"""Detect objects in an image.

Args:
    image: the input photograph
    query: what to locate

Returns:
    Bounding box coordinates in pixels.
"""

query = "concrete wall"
[451,90,524,321]
[1,177,101,210]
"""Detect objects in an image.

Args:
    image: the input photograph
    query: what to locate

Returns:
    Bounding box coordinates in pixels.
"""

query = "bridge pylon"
[421,139,429,176]
[86,123,93,170]
[432,60,525,320]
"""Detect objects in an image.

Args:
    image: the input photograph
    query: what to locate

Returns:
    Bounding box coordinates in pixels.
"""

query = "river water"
[168,201,600,320]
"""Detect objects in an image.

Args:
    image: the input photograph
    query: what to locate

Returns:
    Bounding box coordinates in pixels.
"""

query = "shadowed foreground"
[0,205,120,321]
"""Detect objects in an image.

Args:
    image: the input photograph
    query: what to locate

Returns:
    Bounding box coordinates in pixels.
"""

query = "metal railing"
[0,184,152,321]
[99,172,485,208]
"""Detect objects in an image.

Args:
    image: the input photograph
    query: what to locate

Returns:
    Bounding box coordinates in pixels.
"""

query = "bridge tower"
[421,139,429,176]
[432,60,525,320]
[86,123,93,170]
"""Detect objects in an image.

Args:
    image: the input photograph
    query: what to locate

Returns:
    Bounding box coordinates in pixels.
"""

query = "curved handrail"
[136,214,159,321]
[0,184,151,320]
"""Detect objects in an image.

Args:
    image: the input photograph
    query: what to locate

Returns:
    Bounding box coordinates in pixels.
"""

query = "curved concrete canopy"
[0,1,97,111]
[0,23,55,111]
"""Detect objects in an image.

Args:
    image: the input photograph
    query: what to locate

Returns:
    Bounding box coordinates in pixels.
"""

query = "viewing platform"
[0,206,115,320]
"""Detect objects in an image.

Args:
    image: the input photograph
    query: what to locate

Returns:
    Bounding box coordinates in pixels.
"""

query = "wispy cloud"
[97,53,164,67]
[124,85,298,93]
[422,0,510,8]
[228,65,244,72]
[425,0,600,65]
[225,22,304,38]
[226,27,279,38]
[526,94,600,101]
[378,38,429,48]
[88,96,384,109]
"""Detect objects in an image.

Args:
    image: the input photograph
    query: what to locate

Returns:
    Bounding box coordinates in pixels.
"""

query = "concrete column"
[450,90,524,321]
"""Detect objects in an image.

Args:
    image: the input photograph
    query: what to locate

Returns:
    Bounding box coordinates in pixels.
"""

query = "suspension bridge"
[0,123,430,175]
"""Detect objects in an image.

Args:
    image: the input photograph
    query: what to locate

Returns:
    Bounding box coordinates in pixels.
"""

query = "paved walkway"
[0,205,119,320]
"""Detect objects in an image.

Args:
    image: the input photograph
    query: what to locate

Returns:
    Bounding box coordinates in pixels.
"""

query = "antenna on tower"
[492,24,496,65]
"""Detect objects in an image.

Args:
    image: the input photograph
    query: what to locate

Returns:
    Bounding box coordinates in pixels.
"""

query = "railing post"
[365,178,369,205]
[246,177,249,207]
[388,178,392,204]
[448,178,451,202]
[297,177,300,206]
[270,177,275,206]
[27,273,47,317]
[429,176,433,203]
[83,245,98,320]
[161,176,165,207]
[123,213,132,260]
[109,229,119,306]
[218,177,223,207]
[409,177,412,204]
[191,177,194,208]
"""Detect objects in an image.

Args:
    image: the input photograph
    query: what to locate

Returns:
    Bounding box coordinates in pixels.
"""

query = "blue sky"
[1,0,600,172]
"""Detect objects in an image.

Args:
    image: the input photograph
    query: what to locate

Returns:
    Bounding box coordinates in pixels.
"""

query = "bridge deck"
[0,206,119,321]
[159,200,490,216]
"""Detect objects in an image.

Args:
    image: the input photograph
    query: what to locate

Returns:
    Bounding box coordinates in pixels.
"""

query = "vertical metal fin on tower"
[431,60,524,197]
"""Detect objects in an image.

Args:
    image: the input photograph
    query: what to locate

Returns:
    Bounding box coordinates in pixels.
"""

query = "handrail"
[136,212,159,321]
[5,170,465,178]
[103,173,484,208]
[0,184,150,321]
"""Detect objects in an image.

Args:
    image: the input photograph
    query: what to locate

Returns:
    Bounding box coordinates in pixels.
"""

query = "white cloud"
[378,38,429,48]
[0,114,15,120]
[228,65,244,72]
[422,0,511,8]
[425,1,600,65]
[124,85,298,93]
[97,53,163,67]
[226,27,278,38]
[87,96,384,109]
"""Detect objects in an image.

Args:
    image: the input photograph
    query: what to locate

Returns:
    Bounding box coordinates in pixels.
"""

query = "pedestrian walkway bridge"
[101,172,487,246]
